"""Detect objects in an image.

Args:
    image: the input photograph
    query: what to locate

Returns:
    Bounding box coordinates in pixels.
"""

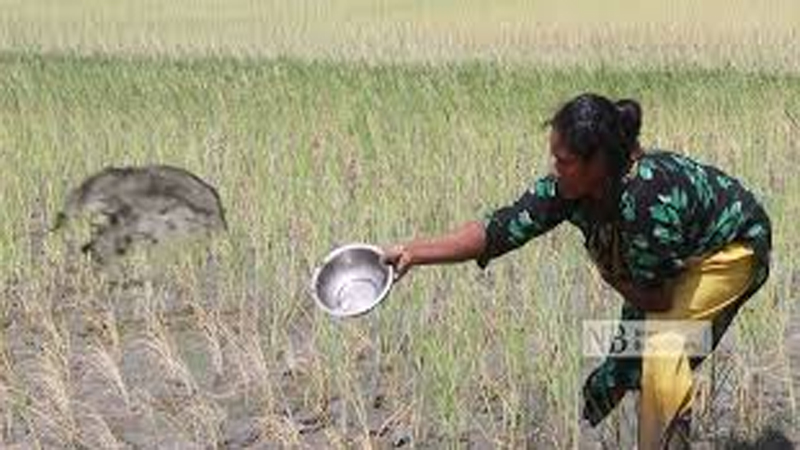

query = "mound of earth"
[54,165,227,261]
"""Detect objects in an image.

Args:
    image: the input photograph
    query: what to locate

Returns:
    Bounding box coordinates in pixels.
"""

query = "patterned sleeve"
[619,166,692,288]
[476,174,574,269]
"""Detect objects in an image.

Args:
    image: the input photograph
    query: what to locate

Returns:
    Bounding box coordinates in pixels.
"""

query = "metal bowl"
[311,244,394,317]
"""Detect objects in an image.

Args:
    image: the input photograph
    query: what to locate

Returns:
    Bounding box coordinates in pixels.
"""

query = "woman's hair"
[547,93,642,179]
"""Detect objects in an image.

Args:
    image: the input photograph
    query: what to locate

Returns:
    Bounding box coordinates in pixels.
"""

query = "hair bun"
[616,99,642,144]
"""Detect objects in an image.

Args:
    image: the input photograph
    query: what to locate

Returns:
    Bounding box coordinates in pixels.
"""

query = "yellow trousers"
[639,242,757,449]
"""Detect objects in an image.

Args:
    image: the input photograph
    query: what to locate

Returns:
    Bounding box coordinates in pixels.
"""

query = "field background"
[0,1,799,449]
[1,0,799,70]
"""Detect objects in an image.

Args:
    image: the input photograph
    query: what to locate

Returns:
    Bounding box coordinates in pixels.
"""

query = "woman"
[381,93,771,449]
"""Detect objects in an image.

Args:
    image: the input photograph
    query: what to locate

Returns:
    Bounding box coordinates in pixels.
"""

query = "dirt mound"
[54,165,227,261]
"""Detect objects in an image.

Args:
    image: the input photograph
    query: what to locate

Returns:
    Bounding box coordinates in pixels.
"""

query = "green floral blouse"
[478,150,772,289]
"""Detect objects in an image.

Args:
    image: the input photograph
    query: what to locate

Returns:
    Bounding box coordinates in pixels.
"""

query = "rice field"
[1,0,799,70]
[0,2,799,448]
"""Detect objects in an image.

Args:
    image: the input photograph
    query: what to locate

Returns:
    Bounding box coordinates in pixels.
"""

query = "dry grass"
[0,54,798,447]
[0,1,798,447]
[0,0,798,70]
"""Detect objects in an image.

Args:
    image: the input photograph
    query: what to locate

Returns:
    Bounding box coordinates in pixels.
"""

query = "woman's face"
[549,129,609,200]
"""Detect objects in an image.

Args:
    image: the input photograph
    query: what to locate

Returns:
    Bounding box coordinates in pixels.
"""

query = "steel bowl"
[311,243,394,317]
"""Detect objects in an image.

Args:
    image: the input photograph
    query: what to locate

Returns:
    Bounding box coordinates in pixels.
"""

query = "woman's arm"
[383,174,575,280]
[382,221,487,279]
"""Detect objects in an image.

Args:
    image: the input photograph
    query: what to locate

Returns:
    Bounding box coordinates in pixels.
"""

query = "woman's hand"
[381,245,415,281]
[379,221,488,282]
[599,268,673,312]
[597,266,627,292]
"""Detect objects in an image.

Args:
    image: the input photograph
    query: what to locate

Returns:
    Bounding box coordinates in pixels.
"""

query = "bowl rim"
[310,243,394,318]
